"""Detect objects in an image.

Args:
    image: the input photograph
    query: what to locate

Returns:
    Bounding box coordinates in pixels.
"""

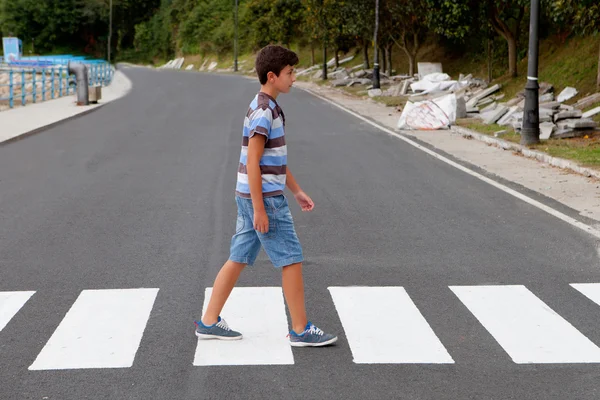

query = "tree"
[486,0,527,77]
[384,0,429,76]
[343,0,375,69]
[575,2,600,88]
[426,0,527,77]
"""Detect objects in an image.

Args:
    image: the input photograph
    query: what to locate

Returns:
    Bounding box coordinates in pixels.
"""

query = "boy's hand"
[294,191,315,212]
[254,210,269,233]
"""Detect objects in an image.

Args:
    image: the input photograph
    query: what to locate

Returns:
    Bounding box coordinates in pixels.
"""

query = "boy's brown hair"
[255,45,299,85]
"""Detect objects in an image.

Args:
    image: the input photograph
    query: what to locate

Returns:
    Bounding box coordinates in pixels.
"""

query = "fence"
[0,62,113,111]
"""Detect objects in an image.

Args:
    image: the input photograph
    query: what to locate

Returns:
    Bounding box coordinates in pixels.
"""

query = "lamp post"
[108,0,113,64]
[521,0,540,145]
[234,0,238,72]
[372,0,380,89]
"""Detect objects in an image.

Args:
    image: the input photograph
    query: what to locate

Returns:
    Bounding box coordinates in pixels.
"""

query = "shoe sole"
[289,336,338,347]
[195,331,243,340]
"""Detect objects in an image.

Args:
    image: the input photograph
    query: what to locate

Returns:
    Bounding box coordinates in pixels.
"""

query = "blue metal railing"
[0,58,113,109]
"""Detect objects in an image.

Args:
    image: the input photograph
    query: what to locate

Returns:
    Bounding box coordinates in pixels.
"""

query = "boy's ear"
[266,71,276,83]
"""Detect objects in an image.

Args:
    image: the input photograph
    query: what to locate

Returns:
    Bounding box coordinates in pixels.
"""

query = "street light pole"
[234,0,238,72]
[108,0,113,64]
[521,0,540,145]
[372,0,380,89]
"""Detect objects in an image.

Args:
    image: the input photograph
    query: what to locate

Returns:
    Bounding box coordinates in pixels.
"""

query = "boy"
[194,45,337,347]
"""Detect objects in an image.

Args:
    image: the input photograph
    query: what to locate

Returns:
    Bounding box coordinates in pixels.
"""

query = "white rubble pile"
[159,58,185,69]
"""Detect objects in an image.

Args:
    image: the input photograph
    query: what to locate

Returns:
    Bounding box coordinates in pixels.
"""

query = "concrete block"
[480,102,498,113]
[417,62,443,80]
[552,128,585,139]
[456,96,467,119]
[574,93,600,110]
[400,79,412,95]
[506,97,521,107]
[539,82,554,95]
[467,84,502,107]
[554,110,582,122]
[557,86,578,102]
[368,88,383,97]
[582,106,600,119]
[539,93,554,103]
[539,122,555,140]
[331,79,348,87]
[557,118,597,130]
[559,104,575,111]
[483,105,508,124]
[497,106,520,126]
[539,101,560,110]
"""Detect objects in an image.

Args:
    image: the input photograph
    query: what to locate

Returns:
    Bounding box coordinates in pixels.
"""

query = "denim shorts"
[229,195,304,268]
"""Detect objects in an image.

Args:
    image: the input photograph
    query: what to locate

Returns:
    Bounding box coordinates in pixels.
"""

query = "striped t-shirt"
[235,92,287,198]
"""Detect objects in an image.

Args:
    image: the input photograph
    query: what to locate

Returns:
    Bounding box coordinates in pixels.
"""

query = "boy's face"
[270,65,296,94]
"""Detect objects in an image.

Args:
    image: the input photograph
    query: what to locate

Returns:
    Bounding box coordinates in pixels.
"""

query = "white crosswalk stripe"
[193,287,293,366]
[29,288,159,370]
[0,291,35,332]
[2,284,600,370]
[450,285,600,364]
[571,283,600,307]
[329,286,454,364]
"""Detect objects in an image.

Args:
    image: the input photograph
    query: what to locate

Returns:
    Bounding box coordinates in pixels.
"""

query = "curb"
[451,125,600,180]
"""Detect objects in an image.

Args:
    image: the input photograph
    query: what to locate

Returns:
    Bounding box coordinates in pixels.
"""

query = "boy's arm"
[286,168,314,212]
[247,134,269,233]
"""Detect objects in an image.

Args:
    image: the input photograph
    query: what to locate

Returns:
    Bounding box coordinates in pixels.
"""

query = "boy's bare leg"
[282,262,308,334]
[201,260,246,325]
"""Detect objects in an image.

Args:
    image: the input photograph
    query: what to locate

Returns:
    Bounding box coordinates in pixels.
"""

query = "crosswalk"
[2,284,600,370]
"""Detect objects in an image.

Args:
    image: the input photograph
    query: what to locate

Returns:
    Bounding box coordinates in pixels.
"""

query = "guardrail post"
[51,68,55,99]
[42,68,46,101]
[59,66,63,97]
[21,70,26,106]
[9,70,14,108]
[32,68,37,103]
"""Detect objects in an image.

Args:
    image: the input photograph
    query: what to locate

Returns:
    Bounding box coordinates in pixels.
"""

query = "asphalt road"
[1,66,600,399]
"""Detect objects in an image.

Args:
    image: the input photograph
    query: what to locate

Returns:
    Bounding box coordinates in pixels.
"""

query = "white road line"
[328,286,454,364]
[450,285,600,363]
[193,287,293,366]
[29,288,159,370]
[301,87,600,241]
[571,283,600,307]
[0,291,35,332]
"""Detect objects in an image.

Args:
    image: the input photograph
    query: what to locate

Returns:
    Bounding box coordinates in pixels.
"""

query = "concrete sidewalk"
[0,68,132,144]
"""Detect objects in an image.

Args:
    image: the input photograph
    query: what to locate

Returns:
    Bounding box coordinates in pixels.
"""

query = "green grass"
[495,36,599,103]
[531,136,600,167]
[457,120,600,170]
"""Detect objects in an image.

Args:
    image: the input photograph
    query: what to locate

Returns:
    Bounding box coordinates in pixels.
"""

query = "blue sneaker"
[288,322,337,347]
[194,317,243,340]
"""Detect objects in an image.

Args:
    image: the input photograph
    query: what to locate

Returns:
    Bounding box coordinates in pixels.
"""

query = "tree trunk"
[335,48,339,68]
[380,46,386,75]
[386,44,393,76]
[597,41,600,89]
[507,34,517,78]
[488,1,518,77]
[487,38,493,83]
[363,42,370,69]
[311,42,315,66]
[407,53,415,77]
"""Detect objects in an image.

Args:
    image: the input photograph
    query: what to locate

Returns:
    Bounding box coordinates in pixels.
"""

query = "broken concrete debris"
[556,86,578,103]
[295,60,599,136]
